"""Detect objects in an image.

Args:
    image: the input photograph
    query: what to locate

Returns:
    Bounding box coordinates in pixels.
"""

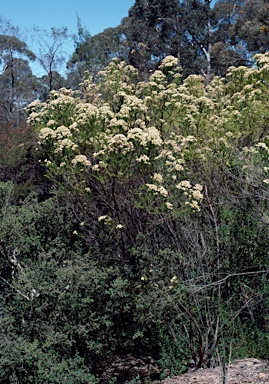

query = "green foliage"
[0,123,48,201]
[70,0,252,80]
[0,338,97,384]
[233,0,269,54]
[157,327,189,378]
[68,17,129,86]
[0,31,37,121]
[0,181,163,382]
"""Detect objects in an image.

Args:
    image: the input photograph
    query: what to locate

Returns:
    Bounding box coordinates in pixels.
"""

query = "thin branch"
[192,269,269,293]
[0,276,30,301]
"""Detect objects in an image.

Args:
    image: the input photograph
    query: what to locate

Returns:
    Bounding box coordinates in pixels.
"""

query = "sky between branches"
[1,0,135,76]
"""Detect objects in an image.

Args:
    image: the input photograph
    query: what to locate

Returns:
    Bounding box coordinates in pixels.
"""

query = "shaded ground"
[156,358,269,384]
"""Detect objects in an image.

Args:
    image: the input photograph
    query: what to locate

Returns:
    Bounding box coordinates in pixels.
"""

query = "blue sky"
[1,0,134,36]
[0,0,134,76]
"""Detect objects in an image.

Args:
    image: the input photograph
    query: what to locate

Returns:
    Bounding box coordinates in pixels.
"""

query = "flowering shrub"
[27,57,205,231]
[4,53,269,381]
[27,52,269,237]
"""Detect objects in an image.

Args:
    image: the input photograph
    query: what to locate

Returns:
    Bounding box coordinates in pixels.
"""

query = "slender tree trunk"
[9,50,15,113]
[10,68,15,113]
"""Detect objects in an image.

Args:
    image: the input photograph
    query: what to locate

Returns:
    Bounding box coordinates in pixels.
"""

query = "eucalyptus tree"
[232,0,269,55]
[32,26,69,91]
[124,0,248,79]
[0,34,34,119]
[122,0,181,75]
[69,0,251,81]
[0,57,40,122]
[67,18,129,87]
[210,0,247,76]
[0,31,36,120]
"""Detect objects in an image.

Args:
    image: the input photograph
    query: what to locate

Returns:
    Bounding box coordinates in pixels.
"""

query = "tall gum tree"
[210,0,247,76]
[67,18,130,87]
[68,0,256,81]
[124,0,182,74]
[232,0,269,55]
[115,0,248,79]
[0,32,35,119]
[32,27,69,92]
[66,0,249,82]
[180,0,213,79]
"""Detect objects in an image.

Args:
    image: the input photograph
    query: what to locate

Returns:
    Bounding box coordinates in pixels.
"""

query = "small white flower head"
[256,142,269,153]
[98,215,108,222]
[158,186,168,197]
[194,184,203,191]
[147,126,162,146]
[43,159,52,166]
[159,55,179,69]
[55,125,72,138]
[39,127,56,140]
[166,202,173,210]
[27,99,40,109]
[189,200,201,211]
[150,70,166,83]
[146,184,168,197]
[98,215,112,225]
[174,163,184,171]
[107,134,133,154]
[176,180,192,190]
[71,155,91,167]
[192,190,203,201]
[153,173,163,183]
[136,154,150,164]
[170,276,178,283]
[54,139,78,153]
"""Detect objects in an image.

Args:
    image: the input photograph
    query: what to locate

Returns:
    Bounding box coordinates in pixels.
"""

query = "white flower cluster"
[256,142,269,155]
[71,155,91,167]
[39,127,56,140]
[176,181,203,211]
[54,139,78,154]
[55,126,72,138]
[107,134,134,154]
[159,55,179,69]
[153,173,163,183]
[28,54,214,214]
[146,183,168,197]
[127,126,162,146]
